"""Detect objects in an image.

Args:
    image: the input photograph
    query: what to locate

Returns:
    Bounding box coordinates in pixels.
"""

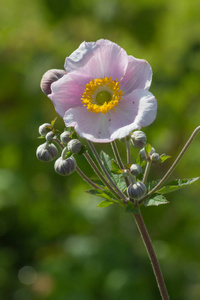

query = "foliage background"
[0,0,200,299]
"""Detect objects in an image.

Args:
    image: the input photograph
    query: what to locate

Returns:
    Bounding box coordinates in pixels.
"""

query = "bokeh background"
[0,0,200,299]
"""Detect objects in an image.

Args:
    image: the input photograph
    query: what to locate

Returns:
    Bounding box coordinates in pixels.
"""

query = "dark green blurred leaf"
[136,153,146,167]
[97,200,114,208]
[125,201,140,213]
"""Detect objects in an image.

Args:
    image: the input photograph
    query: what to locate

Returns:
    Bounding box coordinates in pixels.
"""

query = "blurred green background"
[0,0,200,299]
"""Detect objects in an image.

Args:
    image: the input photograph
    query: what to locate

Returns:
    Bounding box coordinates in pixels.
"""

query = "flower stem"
[126,140,131,165]
[75,166,100,190]
[133,210,170,300]
[88,141,128,203]
[142,160,152,184]
[138,125,200,204]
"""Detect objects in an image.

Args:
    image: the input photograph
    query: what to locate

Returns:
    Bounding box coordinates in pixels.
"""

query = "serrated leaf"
[160,154,171,163]
[145,143,153,155]
[111,160,123,174]
[144,194,169,207]
[97,200,114,208]
[125,201,140,214]
[156,177,200,194]
[100,151,127,191]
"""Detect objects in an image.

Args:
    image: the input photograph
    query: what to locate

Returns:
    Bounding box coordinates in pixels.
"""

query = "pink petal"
[120,56,152,94]
[108,90,157,140]
[64,107,113,143]
[65,39,128,81]
[49,73,85,117]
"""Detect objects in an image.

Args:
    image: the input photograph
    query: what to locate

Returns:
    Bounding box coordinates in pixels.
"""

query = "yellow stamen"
[81,76,124,114]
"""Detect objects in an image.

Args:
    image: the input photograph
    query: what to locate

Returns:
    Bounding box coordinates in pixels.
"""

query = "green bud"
[130,164,142,176]
[60,131,71,144]
[131,131,147,148]
[54,156,76,176]
[67,139,82,154]
[39,123,52,137]
[36,142,58,162]
[127,181,147,200]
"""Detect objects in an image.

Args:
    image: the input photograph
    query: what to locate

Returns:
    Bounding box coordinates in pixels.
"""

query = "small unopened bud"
[54,156,76,176]
[46,131,55,142]
[40,69,66,95]
[139,147,155,161]
[39,123,52,136]
[67,139,82,154]
[130,164,142,176]
[131,131,147,148]
[150,152,160,163]
[60,131,71,144]
[123,169,130,177]
[127,181,147,200]
[36,142,58,162]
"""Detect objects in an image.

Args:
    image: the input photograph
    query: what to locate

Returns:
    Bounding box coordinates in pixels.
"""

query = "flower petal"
[49,74,85,117]
[120,56,152,94]
[64,107,113,143]
[108,90,157,140]
[65,39,128,80]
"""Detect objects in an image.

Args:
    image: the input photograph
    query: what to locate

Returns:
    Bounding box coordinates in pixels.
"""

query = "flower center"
[81,76,124,114]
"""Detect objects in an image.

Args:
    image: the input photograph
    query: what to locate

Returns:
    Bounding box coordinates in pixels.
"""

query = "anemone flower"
[41,39,157,143]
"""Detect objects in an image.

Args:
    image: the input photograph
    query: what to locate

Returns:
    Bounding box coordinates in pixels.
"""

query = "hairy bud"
[131,131,147,148]
[127,181,147,200]
[150,152,160,163]
[54,156,76,176]
[39,123,52,137]
[40,69,66,95]
[60,131,71,144]
[36,142,58,162]
[45,131,55,142]
[130,164,142,176]
[67,139,82,154]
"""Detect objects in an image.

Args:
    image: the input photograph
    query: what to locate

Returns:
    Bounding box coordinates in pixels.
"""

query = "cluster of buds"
[36,123,84,176]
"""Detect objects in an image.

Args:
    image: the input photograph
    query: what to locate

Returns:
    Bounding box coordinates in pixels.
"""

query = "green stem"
[138,125,200,204]
[126,140,131,165]
[133,210,170,300]
[75,166,101,190]
[88,141,128,203]
[142,160,152,184]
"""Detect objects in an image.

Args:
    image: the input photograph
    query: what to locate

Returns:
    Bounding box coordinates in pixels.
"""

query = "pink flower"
[41,39,157,143]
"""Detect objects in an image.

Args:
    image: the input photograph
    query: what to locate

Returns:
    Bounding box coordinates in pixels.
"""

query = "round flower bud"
[67,139,82,154]
[127,181,147,200]
[40,69,66,95]
[130,164,142,176]
[45,131,55,142]
[131,131,147,148]
[39,123,52,136]
[54,156,76,176]
[123,169,130,177]
[36,142,58,162]
[139,148,147,161]
[150,152,160,163]
[60,131,71,144]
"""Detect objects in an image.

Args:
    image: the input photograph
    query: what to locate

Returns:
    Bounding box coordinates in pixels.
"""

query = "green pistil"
[96,91,112,105]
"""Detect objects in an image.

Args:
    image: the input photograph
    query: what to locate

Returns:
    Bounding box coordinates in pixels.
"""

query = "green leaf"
[78,145,87,155]
[51,117,57,127]
[97,200,114,208]
[145,143,153,155]
[144,194,169,207]
[156,177,200,194]
[100,151,127,191]
[111,160,123,174]
[160,154,171,163]
[125,201,140,214]
[136,153,146,167]
[86,188,116,201]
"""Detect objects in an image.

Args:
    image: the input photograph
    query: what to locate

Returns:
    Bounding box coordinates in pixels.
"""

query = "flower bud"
[45,131,55,142]
[67,139,82,154]
[39,123,52,136]
[36,142,58,162]
[127,181,147,200]
[40,69,66,95]
[130,164,142,176]
[123,169,130,177]
[139,147,155,161]
[150,152,160,163]
[131,131,147,148]
[60,131,71,144]
[54,156,76,176]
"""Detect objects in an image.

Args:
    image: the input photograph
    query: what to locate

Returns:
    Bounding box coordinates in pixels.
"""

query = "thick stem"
[139,125,200,204]
[133,211,170,300]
